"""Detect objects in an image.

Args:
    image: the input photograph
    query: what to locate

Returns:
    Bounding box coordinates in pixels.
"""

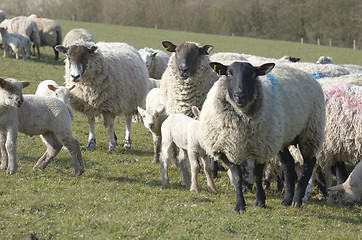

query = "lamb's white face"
[141,54,152,69]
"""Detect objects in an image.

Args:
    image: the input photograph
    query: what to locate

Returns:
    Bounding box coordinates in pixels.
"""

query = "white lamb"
[139,47,170,79]
[11,33,31,59]
[62,28,96,47]
[198,61,325,212]
[0,77,84,176]
[55,40,149,151]
[0,27,24,60]
[329,160,362,207]
[160,106,216,193]
[29,15,62,60]
[160,41,218,117]
[35,80,75,103]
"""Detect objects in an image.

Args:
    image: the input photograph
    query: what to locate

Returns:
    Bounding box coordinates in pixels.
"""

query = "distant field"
[0,19,361,240]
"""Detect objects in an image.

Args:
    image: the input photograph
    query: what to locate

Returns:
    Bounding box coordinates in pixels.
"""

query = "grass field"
[0,19,361,239]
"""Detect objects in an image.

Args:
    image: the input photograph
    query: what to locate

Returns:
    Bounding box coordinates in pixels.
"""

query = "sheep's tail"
[67,105,75,121]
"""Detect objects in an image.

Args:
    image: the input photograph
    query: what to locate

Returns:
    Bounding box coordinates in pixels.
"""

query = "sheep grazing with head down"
[0,77,84,176]
[55,40,149,151]
[139,47,170,79]
[160,41,218,117]
[198,61,325,213]
[62,28,95,47]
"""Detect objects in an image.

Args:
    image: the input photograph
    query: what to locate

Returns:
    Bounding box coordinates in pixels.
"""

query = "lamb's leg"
[188,151,200,193]
[0,132,9,170]
[254,162,266,208]
[61,136,85,176]
[160,142,172,187]
[86,116,96,150]
[124,114,132,149]
[152,134,161,163]
[280,147,296,206]
[33,133,62,171]
[103,113,117,151]
[177,149,191,188]
[5,129,18,174]
[220,154,246,213]
[292,156,316,207]
[201,154,217,193]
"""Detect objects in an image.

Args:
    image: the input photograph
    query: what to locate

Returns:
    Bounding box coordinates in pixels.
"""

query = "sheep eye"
[226,71,231,77]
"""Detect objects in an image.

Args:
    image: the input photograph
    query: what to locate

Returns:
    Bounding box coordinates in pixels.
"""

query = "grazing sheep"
[0,27,25,60]
[329,160,362,207]
[55,40,149,151]
[35,80,75,103]
[139,47,170,79]
[160,41,218,117]
[62,28,95,47]
[198,61,325,212]
[0,78,84,176]
[160,106,216,193]
[29,15,62,60]
[1,16,40,58]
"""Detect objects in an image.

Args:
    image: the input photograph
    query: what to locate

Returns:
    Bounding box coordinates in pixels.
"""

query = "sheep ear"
[55,45,68,54]
[137,106,145,115]
[22,81,30,88]
[256,63,275,76]
[329,184,345,192]
[200,45,213,55]
[68,85,76,91]
[89,46,97,54]
[0,78,5,88]
[210,62,228,76]
[191,106,200,119]
[162,41,176,52]
[48,84,56,91]
[157,105,166,115]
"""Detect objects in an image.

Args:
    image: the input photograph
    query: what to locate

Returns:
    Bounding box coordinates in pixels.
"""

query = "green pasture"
[0,19,361,239]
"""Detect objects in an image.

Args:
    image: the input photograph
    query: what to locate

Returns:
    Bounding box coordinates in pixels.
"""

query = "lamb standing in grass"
[56,40,149,151]
[29,15,62,60]
[0,27,25,60]
[160,41,218,117]
[35,80,75,103]
[198,61,325,212]
[160,106,216,193]
[139,47,170,79]
[12,33,31,59]
[62,28,95,47]
[0,78,84,176]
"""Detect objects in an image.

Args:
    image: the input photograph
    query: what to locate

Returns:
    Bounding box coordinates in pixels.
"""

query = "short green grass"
[0,20,361,240]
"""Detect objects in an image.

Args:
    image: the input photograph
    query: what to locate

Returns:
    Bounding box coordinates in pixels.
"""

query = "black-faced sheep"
[55,40,149,151]
[198,61,326,212]
[0,78,84,176]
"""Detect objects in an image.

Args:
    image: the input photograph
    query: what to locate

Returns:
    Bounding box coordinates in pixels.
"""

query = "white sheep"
[210,52,248,63]
[29,15,62,60]
[0,77,84,176]
[55,40,149,151]
[329,160,362,207]
[62,28,96,47]
[0,16,41,58]
[198,61,326,212]
[160,106,216,193]
[160,41,218,117]
[0,27,25,60]
[35,80,75,103]
[139,47,170,79]
[11,33,31,59]
[316,56,334,64]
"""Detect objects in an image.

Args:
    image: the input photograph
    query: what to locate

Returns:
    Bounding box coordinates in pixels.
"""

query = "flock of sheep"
[0,10,361,213]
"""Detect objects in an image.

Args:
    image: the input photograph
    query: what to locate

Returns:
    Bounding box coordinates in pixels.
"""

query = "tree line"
[2,0,361,48]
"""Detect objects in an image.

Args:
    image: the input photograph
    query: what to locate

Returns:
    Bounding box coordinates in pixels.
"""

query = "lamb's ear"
[22,81,30,88]
[200,45,213,55]
[210,62,228,76]
[191,106,200,119]
[329,184,345,192]
[89,45,98,54]
[157,105,166,115]
[48,84,56,91]
[0,78,5,88]
[68,85,76,91]
[256,63,275,76]
[162,41,177,52]
[55,45,68,54]
[137,106,145,115]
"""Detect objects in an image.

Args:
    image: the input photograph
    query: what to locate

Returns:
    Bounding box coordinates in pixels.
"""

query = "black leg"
[334,161,349,184]
[314,165,328,198]
[253,162,266,207]
[219,154,246,213]
[279,147,296,206]
[292,156,316,207]
[211,158,219,178]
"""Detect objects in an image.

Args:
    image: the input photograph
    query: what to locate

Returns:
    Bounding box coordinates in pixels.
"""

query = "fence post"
[317,38,320,46]
[353,40,356,50]
[301,38,304,44]
[155,24,157,30]
[329,39,332,47]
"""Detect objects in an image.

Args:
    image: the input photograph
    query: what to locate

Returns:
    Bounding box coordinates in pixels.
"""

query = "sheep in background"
[210,52,248,63]
[160,106,216,193]
[56,40,149,151]
[316,56,334,64]
[0,77,84,176]
[29,15,62,60]
[198,61,325,212]
[62,28,95,47]
[12,33,31,59]
[0,27,24,60]
[1,16,40,58]
[329,160,362,207]
[35,80,75,103]
[139,47,170,79]
[160,41,218,117]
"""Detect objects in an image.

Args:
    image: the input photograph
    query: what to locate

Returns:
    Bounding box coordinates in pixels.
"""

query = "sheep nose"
[233,92,247,106]
[71,74,81,82]
[178,67,190,79]
[16,96,24,107]
[149,123,154,129]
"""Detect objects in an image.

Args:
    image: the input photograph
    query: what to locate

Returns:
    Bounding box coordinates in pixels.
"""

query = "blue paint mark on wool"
[266,73,277,109]
[312,72,332,79]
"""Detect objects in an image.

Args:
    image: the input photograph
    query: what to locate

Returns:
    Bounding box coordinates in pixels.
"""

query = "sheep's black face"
[162,41,213,80]
[67,45,97,82]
